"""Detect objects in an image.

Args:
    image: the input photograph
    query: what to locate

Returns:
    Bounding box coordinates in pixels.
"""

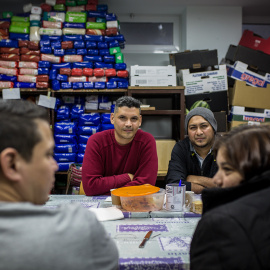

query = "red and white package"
[0,21,10,29]
[18,40,29,48]
[56,0,66,4]
[0,54,20,61]
[37,75,49,82]
[82,68,93,76]
[0,67,18,76]
[71,68,83,76]
[60,68,71,75]
[86,4,97,11]
[105,28,118,36]
[88,0,98,4]
[88,76,107,82]
[0,81,13,88]
[86,29,105,35]
[0,29,9,36]
[20,55,40,62]
[20,48,40,55]
[0,35,9,40]
[18,61,38,68]
[0,60,17,68]
[17,75,37,83]
[36,81,49,89]
[62,55,83,62]
[42,21,62,29]
[28,41,39,50]
[105,68,116,77]
[67,5,86,12]
[87,17,96,22]
[19,68,38,75]
[117,70,129,78]
[41,54,61,63]
[61,41,73,49]
[0,47,19,54]
[93,68,105,77]
[68,76,87,83]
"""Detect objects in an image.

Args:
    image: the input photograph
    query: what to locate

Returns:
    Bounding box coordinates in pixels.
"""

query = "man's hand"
[187,175,216,193]
[128,174,134,181]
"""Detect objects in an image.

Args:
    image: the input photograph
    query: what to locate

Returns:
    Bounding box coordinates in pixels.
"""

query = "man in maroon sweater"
[82,96,158,196]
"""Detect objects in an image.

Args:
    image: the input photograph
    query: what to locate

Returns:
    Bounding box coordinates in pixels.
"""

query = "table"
[45,195,201,270]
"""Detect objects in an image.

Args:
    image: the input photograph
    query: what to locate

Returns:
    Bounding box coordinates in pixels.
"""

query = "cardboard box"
[169,49,218,71]
[230,80,270,109]
[181,65,228,95]
[226,61,270,88]
[130,65,176,77]
[156,139,176,173]
[185,90,228,114]
[225,45,270,74]
[130,75,177,86]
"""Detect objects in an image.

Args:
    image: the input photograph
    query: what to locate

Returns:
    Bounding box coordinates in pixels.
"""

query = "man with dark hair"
[166,107,218,194]
[82,96,158,196]
[0,99,118,270]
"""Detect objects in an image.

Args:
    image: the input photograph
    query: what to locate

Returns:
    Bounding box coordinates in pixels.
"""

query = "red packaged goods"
[61,41,73,49]
[28,41,39,50]
[0,21,10,29]
[18,40,29,48]
[86,29,105,36]
[0,29,8,36]
[20,48,40,55]
[68,76,87,82]
[17,75,37,83]
[0,60,17,68]
[41,54,61,63]
[86,4,97,11]
[0,81,13,88]
[88,76,107,82]
[36,81,49,89]
[37,75,49,82]
[0,54,20,62]
[0,67,18,76]
[93,68,105,77]
[40,3,52,12]
[42,21,62,29]
[21,55,40,62]
[105,68,116,77]
[105,28,118,36]
[82,68,93,76]
[88,0,98,4]
[0,36,9,41]
[62,55,83,62]
[18,61,38,68]
[60,68,71,75]
[87,17,96,22]
[117,70,129,78]
[71,68,83,76]
[19,68,38,75]
[0,47,19,54]
[56,0,66,4]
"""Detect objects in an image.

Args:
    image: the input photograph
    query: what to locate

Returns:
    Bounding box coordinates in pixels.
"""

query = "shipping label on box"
[227,61,270,88]
[130,75,177,86]
[181,64,228,95]
[130,65,176,77]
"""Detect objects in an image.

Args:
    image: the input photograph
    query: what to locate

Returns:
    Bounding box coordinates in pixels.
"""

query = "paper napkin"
[89,206,124,221]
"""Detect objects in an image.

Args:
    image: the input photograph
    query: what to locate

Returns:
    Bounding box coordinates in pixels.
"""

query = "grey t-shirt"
[0,202,119,270]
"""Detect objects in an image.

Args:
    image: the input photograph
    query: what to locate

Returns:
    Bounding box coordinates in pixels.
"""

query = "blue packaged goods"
[51,40,62,49]
[54,122,77,134]
[114,63,127,70]
[40,47,52,54]
[72,62,93,68]
[62,35,83,41]
[85,41,97,49]
[9,33,29,40]
[71,104,84,119]
[118,81,129,88]
[84,35,103,42]
[94,62,113,69]
[109,77,128,83]
[106,81,117,89]
[111,104,115,113]
[73,41,85,49]
[79,113,100,126]
[77,125,100,135]
[101,113,111,124]
[56,74,68,81]
[14,82,36,88]
[98,95,109,103]
[58,162,73,171]
[101,123,114,131]
[87,49,99,55]
[54,49,65,56]
[106,13,117,21]
[54,153,76,163]
[96,18,106,23]
[54,134,77,144]
[99,49,110,56]
[78,134,90,144]
[103,55,115,63]
[52,62,72,69]
[61,82,73,89]
[97,4,108,11]
[54,144,78,153]
[0,74,17,82]
[97,42,108,49]
[40,40,51,47]
[73,82,84,89]
[109,41,119,48]
[52,79,61,90]
[56,105,70,120]
[83,55,102,62]
[83,82,94,89]
[49,69,58,80]
[104,35,125,43]
[78,143,86,153]
[77,48,88,55]
[94,81,106,89]
[40,35,62,41]
[55,98,62,108]
[65,49,76,55]
[38,61,51,68]
[76,153,84,163]
[0,39,18,48]
[63,22,86,28]
[87,11,106,18]
[38,68,49,75]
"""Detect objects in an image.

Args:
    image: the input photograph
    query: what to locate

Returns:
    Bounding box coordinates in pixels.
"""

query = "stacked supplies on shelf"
[0,0,129,90]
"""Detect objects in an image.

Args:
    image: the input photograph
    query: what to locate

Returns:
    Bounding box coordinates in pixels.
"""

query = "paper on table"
[89,206,124,221]
[105,196,112,202]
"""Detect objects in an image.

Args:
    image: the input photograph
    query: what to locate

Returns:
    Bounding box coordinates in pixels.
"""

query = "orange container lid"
[111,184,160,197]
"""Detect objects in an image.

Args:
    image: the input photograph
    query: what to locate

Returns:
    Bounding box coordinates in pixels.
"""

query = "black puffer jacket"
[190,170,270,270]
